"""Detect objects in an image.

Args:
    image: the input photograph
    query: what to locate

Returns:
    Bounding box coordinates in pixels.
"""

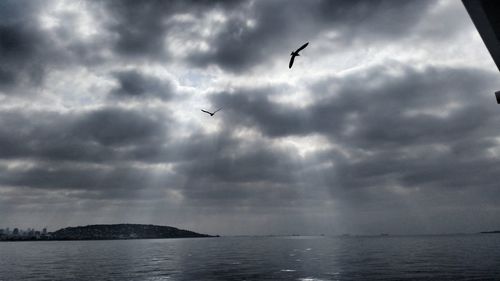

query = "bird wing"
[201,109,212,114]
[296,42,309,52]
[289,55,295,68]
[213,107,223,114]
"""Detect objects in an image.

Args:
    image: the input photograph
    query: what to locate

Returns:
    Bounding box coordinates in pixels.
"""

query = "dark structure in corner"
[463,0,500,103]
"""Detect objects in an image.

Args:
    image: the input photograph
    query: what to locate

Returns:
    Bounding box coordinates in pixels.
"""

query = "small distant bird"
[289,42,309,69]
[201,108,222,116]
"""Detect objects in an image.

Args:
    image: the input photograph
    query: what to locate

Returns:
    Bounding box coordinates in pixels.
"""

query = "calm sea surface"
[1,234,499,281]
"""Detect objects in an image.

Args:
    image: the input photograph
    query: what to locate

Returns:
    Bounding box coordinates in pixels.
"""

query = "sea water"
[1,234,499,280]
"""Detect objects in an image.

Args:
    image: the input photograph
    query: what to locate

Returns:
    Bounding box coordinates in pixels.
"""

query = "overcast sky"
[1,0,500,235]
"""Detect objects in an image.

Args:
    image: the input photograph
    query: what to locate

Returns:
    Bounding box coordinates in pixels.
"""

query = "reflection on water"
[0,235,499,280]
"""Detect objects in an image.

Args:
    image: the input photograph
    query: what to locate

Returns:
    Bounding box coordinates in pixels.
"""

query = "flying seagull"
[201,107,222,116]
[289,42,309,69]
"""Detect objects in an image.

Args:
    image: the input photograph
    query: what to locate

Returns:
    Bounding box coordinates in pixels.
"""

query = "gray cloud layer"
[1,0,499,235]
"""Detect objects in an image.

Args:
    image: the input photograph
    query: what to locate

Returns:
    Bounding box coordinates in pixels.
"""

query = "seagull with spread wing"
[289,42,309,69]
[201,107,222,116]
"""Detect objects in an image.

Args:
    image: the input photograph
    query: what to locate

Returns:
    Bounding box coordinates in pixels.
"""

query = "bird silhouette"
[201,108,222,116]
[289,42,309,69]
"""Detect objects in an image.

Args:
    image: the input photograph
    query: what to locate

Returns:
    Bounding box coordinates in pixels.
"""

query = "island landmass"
[0,224,216,241]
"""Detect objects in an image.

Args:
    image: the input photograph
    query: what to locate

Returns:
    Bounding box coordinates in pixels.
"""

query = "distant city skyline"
[0,226,49,241]
[0,227,48,233]
[1,0,500,235]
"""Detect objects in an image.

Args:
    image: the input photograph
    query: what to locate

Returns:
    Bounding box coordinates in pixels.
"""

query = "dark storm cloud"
[213,64,499,141]
[0,105,181,200]
[103,0,174,58]
[188,0,433,72]
[314,0,433,39]
[163,136,306,208]
[0,164,177,200]
[0,0,247,95]
[307,66,499,150]
[74,107,166,146]
[100,0,242,59]
[0,0,110,95]
[200,63,500,209]
[0,0,443,96]
[110,70,174,100]
[176,139,301,184]
[211,64,500,202]
[211,87,306,136]
[0,107,168,163]
[91,0,436,72]
[0,1,51,92]
[0,101,306,202]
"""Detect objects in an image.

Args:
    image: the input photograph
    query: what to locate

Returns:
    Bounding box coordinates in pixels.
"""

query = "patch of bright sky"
[40,67,113,110]
[486,137,500,159]
[403,101,464,119]
[1,159,39,171]
[39,0,101,39]
[274,134,334,158]
[131,162,175,173]
[166,10,229,59]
